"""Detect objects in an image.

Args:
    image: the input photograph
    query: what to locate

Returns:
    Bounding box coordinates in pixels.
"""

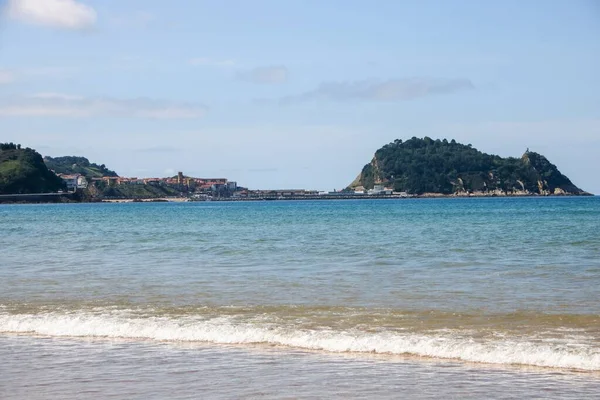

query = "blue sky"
[0,0,599,192]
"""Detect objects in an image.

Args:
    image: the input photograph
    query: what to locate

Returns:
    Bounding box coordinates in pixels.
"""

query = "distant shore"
[0,192,594,204]
[102,197,190,203]
[199,193,595,202]
[102,192,594,203]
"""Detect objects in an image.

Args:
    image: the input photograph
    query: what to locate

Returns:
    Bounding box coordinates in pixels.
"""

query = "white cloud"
[280,78,473,104]
[236,66,288,84]
[5,0,97,30]
[0,70,15,84]
[0,93,208,119]
[189,57,237,68]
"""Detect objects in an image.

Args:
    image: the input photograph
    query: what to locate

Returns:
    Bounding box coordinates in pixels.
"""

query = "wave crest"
[1,311,599,371]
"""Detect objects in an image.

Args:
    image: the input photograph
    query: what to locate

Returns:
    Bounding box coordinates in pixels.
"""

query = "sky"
[0,0,599,192]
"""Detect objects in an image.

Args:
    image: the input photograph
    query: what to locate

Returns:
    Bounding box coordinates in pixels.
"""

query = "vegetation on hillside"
[89,180,180,199]
[0,143,66,194]
[45,155,180,199]
[44,156,118,178]
[351,137,587,195]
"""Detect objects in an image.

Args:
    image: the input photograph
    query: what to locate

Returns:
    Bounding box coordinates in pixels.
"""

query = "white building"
[59,174,78,190]
[76,175,88,189]
[58,174,88,190]
[368,184,384,195]
[368,184,393,195]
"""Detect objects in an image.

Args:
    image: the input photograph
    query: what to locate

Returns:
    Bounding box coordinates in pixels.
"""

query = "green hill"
[350,137,589,195]
[89,181,180,199]
[44,156,118,178]
[0,143,66,194]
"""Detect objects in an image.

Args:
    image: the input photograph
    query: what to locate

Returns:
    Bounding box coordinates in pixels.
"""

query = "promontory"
[349,137,590,196]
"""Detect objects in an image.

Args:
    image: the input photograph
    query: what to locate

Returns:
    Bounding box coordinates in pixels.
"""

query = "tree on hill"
[0,144,65,194]
[44,156,118,178]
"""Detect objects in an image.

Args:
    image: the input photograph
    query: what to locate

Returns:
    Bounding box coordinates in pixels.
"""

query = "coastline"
[202,192,595,202]
[0,192,594,204]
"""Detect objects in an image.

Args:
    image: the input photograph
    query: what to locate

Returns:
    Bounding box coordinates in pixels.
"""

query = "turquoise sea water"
[1,198,599,398]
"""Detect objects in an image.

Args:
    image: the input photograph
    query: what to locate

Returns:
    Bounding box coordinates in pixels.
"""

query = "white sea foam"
[1,312,598,371]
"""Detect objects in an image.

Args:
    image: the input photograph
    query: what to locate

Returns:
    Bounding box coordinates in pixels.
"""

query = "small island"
[349,137,591,197]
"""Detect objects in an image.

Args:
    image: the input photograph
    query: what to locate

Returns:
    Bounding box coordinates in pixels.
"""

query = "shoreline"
[0,192,595,204]
[202,192,595,202]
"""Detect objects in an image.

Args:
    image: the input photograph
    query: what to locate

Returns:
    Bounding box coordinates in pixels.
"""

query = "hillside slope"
[88,182,180,199]
[44,156,118,178]
[350,137,589,195]
[0,143,65,194]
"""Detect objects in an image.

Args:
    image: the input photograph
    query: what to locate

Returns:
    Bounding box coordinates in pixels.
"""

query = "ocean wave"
[1,311,599,371]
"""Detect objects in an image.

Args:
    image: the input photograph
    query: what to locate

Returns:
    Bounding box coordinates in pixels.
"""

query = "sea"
[1,197,599,399]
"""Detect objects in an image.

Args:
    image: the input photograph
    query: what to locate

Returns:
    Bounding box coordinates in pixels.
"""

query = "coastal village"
[55,171,401,201]
[3,139,587,203]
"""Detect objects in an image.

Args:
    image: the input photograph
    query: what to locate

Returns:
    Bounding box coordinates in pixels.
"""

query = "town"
[55,171,409,201]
